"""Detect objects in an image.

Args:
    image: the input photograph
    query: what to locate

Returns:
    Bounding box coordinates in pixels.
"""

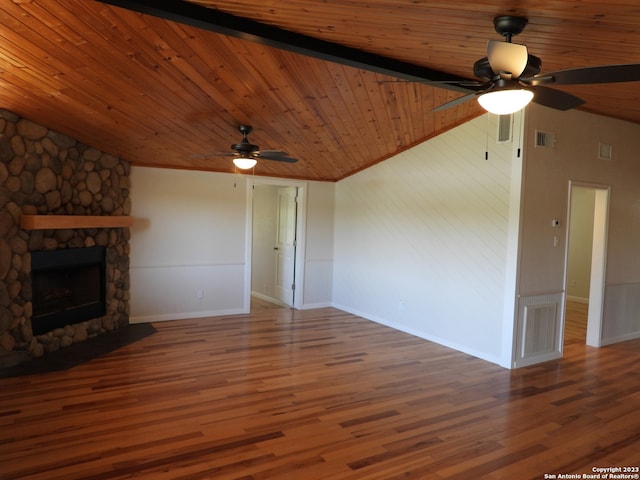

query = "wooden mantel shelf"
[20,215,133,230]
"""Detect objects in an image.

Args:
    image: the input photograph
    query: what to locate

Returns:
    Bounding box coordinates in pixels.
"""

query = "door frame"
[244,177,307,311]
[563,180,610,347]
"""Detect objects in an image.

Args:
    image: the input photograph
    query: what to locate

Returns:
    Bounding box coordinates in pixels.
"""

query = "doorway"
[564,182,610,347]
[245,178,307,311]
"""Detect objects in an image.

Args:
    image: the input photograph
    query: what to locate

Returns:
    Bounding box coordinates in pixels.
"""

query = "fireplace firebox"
[31,247,106,336]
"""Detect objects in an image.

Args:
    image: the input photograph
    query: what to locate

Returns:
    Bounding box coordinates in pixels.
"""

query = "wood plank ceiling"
[2,1,640,181]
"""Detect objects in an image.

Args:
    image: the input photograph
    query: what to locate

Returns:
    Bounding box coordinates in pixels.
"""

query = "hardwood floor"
[2,306,639,479]
[564,300,588,345]
[250,295,289,311]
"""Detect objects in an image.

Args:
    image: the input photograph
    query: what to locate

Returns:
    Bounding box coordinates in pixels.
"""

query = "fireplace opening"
[31,247,106,336]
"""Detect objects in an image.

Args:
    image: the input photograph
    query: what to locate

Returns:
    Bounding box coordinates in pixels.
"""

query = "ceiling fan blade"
[259,156,298,163]
[532,86,585,111]
[258,149,288,156]
[189,151,234,159]
[257,151,298,163]
[528,64,640,86]
[378,79,483,88]
[431,90,480,112]
[487,40,528,78]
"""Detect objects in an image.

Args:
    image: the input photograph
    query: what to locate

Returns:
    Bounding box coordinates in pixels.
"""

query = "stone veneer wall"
[0,109,131,368]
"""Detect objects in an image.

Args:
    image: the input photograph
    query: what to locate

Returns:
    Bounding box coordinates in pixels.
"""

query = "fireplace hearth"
[31,247,107,336]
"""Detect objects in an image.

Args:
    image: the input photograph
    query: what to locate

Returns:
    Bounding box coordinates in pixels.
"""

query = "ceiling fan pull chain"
[485,112,490,161]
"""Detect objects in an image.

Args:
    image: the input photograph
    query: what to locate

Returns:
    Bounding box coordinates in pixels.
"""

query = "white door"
[274,187,297,306]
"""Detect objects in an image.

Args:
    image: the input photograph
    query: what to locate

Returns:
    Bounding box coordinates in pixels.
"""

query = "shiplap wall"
[333,114,522,366]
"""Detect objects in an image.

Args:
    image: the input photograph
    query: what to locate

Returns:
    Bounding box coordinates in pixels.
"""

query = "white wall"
[521,105,640,345]
[332,114,522,366]
[303,181,335,308]
[129,167,335,321]
[129,167,248,321]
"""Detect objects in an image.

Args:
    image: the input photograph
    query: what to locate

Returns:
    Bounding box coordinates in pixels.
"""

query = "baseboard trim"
[331,303,503,368]
[566,295,589,304]
[130,308,245,323]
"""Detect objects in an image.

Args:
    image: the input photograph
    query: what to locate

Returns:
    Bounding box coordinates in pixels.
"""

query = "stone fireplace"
[0,109,131,368]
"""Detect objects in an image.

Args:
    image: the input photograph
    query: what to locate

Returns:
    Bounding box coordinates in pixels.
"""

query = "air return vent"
[535,129,555,148]
[598,142,613,160]
[497,114,513,143]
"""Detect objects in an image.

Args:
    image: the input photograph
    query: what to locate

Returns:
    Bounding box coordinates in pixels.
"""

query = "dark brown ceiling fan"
[433,15,640,114]
[205,125,298,169]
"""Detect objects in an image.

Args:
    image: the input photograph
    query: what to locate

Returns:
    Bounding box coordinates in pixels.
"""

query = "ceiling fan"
[434,15,640,115]
[207,125,298,169]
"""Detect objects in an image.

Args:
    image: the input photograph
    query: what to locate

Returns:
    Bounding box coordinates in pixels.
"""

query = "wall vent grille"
[598,142,613,160]
[514,293,564,368]
[497,114,513,143]
[535,129,555,148]
[522,304,558,356]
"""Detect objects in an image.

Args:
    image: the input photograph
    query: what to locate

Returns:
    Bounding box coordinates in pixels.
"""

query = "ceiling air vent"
[535,129,555,148]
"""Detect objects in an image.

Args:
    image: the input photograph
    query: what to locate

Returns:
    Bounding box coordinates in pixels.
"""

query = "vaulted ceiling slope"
[2,1,640,181]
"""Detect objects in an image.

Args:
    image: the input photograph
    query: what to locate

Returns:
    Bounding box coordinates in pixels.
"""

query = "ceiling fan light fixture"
[233,156,257,170]
[477,88,534,115]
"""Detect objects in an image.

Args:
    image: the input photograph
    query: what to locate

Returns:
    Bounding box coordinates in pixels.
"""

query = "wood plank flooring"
[250,295,289,312]
[1,305,639,479]
[564,300,587,345]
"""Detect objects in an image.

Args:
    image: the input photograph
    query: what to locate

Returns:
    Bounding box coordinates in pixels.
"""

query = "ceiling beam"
[96,0,473,93]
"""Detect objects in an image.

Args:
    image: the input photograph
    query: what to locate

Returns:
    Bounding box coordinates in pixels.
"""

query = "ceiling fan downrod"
[233,125,259,152]
[239,124,253,143]
[493,15,528,43]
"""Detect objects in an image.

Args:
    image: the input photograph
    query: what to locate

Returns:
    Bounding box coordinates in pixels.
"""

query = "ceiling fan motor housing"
[474,54,542,80]
[222,124,297,163]
[232,125,259,155]
[231,141,259,154]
